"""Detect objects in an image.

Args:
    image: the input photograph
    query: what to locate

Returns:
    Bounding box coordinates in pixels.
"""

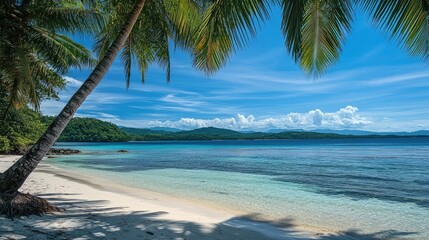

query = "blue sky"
[41,8,429,132]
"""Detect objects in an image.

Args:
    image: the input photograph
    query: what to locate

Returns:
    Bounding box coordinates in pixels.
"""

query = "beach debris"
[48,148,81,155]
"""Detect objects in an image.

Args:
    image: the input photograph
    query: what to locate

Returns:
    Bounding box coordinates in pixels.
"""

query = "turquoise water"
[48,138,429,239]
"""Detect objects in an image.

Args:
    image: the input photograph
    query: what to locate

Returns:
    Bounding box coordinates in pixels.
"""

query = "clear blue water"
[48,138,429,239]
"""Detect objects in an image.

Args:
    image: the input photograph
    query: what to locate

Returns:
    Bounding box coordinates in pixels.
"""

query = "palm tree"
[0,0,203,217]
[0,0,103,216]
[93,0,202,86]
[1,0,428,217]
[0,0,101,115]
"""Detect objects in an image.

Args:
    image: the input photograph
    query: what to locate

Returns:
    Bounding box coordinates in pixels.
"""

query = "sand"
[0,155,324,240]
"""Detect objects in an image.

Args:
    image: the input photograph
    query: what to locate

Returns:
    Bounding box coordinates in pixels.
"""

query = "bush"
[0,94,47,153]
[0,136,10,152]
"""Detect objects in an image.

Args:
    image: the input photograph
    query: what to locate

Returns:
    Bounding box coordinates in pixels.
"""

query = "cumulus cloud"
[63,76,83,87]
[134,106,372,130]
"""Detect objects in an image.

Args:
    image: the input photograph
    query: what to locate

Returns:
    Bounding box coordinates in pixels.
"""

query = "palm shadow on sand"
[0,193,418,240]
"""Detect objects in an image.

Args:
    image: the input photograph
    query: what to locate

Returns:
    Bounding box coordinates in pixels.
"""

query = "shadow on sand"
[0,193,418,240]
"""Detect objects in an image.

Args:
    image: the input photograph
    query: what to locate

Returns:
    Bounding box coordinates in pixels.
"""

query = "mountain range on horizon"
[137,126,429,136]
[35,116,429,144]
[118,126,429,137]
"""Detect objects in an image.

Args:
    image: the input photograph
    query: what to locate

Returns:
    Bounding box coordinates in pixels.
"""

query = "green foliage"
[0,92,129,153]
[94,0,202,87]
[0,0,103,110]
[0,92,47,153]
[1,0,428,152]
[0,136,10,152]
[299,0,353,76]
[195,0,429,76]
[42,116,130,142]
[1,105,424,153]
[194,0,271,73]
[123,126,429,141]
[360,0,429,62]
[123,126,406,141]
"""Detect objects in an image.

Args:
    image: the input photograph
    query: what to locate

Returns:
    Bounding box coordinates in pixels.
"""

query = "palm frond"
[164,0,202,50]
[30,1,105,35]
[121,37,133,88]
[30,27,95,73]
[193,0,271,73]
[29,54,66,101]
[281,0,306,62]
[300,0,353,76]
[154,30,171,83]
[0,0,96,110]
[360,0,429,61]
[136,55,149,84]
[93,26,117,60]
[96,0,181,85]
[1,46,33,109]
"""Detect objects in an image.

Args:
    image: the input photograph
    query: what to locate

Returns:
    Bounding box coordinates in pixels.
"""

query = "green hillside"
[3,106,427,155]
[43,117,130,142]
[122,126,425,141]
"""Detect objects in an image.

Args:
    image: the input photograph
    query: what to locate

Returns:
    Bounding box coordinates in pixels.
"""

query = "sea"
[47,138,429,239]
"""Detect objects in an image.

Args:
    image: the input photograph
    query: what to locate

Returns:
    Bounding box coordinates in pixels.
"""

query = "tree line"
[0,93,128,153]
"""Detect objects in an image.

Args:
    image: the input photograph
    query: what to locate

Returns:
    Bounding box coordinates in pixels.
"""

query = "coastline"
[0,155,322,239]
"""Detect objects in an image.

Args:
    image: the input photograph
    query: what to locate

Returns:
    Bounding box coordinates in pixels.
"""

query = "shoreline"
[40,159,245,219]
[0,155,323,239]
[44,157,334,235]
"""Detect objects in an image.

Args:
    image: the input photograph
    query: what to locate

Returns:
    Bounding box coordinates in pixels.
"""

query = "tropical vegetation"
[1,99,426,154]
[0,90,46,153]
[0,0,99,114]
[0,97,129,154]
[43,116,130,142]
[1,0,429,217]
[124,127,426,141]
[0,0,103,216]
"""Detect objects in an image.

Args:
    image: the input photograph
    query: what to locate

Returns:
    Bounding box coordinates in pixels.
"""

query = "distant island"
[3,114,428,154]
[46,117,429,142]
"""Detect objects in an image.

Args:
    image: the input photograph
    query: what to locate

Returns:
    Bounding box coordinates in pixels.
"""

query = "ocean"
[47,138,429,239]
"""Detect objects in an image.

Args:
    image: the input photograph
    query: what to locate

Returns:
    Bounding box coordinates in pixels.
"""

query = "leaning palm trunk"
[0,0,146,217]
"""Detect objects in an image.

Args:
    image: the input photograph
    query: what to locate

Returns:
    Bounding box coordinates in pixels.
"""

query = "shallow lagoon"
[49,138,429,239]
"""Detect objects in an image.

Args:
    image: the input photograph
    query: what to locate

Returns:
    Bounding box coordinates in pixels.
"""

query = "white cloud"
[160,94,202,107]
[76,112,122,122]
[63,76,83,87]
[368,71,429,85]
[114,106,372,131]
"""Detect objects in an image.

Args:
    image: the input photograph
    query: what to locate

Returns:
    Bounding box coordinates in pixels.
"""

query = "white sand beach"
[0,155,324,240]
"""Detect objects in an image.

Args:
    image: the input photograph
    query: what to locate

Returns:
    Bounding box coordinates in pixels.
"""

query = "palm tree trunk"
[0,0,146,206]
